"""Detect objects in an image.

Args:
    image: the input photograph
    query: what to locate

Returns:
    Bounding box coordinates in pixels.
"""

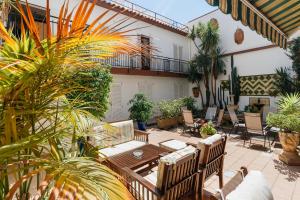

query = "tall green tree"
[189,21,223,106]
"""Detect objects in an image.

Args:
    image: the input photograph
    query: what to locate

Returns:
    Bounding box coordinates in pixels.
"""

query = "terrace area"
[146,128,300,200]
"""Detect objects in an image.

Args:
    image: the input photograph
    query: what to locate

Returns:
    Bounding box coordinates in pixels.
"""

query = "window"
[8,3,47,39]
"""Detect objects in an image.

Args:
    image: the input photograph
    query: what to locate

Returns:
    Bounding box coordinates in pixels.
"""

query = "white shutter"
[173,44,178,59]
[178,46,183,59]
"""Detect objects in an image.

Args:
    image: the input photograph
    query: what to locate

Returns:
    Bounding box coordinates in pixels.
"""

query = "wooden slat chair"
[227,106,245,136]
[244,112,271,151]
[205,107,218,121]
[123,146,200,200]
[213,109,224,132]
[209,167,274,200]
[182,110,202,134]
[197,134,227,200]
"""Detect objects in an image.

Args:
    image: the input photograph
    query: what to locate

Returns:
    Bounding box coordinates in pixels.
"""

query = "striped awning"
[206,0,300,48]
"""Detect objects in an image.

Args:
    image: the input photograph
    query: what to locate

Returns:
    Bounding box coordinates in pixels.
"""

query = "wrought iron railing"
[105,0,189,33]
[102,53,190,74]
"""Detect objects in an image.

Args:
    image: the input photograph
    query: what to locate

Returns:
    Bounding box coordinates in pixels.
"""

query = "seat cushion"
[159,145,197,164]
[226,171,273,200]
[99,140,146,158]
[160,139,187,151]
[156,145,197,190]
[200,134,222,145]
[111,120,134,144]
[144,170,158,186]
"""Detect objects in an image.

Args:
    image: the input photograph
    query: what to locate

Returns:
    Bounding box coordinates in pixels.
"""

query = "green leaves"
[128,93,154,122]
[267,93,300,133]
[200,121,217,136]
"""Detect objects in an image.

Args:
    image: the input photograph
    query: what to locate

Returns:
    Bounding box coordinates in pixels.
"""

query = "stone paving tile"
[147,128,300,200]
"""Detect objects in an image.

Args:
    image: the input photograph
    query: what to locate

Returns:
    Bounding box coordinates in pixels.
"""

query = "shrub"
[267,93,300,133]
[68,67,112,119]
[158,97,197,119]
[200,122,217,135]
[128,94,154,122]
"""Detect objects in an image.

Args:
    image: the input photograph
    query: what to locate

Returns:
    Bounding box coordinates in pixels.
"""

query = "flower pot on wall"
[278,132,300,166]
[156,117,178,129]
[192,87,200,98]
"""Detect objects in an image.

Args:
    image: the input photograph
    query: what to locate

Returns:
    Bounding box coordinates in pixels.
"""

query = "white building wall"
[25,0,193,122]
[105,75,191,122]
[188,10,299,110]
[27,0,190,60]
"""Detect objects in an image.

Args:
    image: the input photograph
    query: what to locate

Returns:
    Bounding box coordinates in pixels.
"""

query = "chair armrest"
[134,129,149,143]
[122,167,162,199]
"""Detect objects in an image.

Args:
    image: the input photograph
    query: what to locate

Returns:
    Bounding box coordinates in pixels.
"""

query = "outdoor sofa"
[90,120,149,158]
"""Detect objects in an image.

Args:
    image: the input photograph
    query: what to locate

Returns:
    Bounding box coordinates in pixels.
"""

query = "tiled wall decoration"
[240,74,277,96]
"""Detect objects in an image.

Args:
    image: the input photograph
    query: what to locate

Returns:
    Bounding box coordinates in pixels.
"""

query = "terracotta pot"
[192,87,200,98]
[177,115,184,125]
[156,117,178,129]
[278,132,300,166]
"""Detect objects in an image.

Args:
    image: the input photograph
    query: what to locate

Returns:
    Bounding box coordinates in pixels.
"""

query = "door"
[141,36,151,70]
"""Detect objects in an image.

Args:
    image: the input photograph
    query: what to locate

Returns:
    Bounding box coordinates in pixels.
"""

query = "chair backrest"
[205,107,217,121]
[227,106,239,125]
[244,112,263,134]
[216,109,224,126]
[197,134,227,180]
[262,105,270,123]
[182,110,194,125]
[156,146,200,198]
[110,120,135,144]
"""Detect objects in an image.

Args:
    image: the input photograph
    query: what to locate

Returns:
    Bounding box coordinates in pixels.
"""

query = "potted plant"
[157,99,179,129]
[200,122,217,137]
[128,93,154,131]
[267,93,300,165]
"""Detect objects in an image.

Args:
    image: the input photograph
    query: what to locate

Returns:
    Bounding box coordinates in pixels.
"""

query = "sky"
[128,0,216,24]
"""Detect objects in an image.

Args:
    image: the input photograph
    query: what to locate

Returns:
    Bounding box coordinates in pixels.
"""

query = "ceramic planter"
[192,87,200,98]
[278,132,300,166]
[137,121,146,131]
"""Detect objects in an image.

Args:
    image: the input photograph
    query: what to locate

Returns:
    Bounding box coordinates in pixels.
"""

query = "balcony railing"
[102,54,190,74]
[105,0,189,33]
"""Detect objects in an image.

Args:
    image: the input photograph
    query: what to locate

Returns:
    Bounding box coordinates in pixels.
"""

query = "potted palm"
[267,94,300,165]
[128,94,154,131]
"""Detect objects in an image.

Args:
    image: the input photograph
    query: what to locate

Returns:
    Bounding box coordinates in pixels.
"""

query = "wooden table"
[107,144,169,174]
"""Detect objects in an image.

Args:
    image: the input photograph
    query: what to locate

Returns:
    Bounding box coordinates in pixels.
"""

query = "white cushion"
[144,170,158,186]
[237,123,245,127]
[99,140,146,158]
[226,171,273,200]
[111,120,135,144]
[200,134,222,145]
[270,127,280,132]
[160,140,187,151]
[160,145,196,164]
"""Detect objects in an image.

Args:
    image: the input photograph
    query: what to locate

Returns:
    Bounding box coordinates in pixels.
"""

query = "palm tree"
[190,22,221,105]
[0,0,11,26]
[212,48,226,105]
[0,0,138,199]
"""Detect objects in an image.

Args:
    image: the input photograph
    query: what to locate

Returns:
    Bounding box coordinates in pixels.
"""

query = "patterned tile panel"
[240,74,277,96]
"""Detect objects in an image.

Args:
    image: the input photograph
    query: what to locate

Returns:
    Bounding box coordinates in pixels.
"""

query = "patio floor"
[146,127,300,200]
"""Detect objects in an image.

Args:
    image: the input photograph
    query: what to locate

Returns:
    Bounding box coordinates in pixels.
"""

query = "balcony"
[102,54,190,77]
[104,0,189,34]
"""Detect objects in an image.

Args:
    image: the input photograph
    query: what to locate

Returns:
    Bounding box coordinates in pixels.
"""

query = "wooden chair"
[244,112,271,151]
[227,106,245,136]
[122,146,200,200]
[197,134,227,200]
[205,107,218,121]
[209,167,273,200]
[209,167,248,200]
[213,109,224,131]
[182,110,202,134]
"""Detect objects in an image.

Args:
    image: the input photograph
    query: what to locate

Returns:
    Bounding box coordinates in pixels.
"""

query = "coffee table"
[107,144,169,174]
